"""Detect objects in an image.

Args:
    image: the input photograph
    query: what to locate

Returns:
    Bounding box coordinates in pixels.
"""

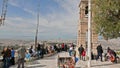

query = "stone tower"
[77,0,98,53]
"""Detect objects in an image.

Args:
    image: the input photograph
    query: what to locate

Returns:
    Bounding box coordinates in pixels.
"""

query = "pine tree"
[92,0,120,40]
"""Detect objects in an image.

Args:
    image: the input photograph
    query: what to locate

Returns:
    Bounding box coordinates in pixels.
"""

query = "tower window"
[85,6,88,17]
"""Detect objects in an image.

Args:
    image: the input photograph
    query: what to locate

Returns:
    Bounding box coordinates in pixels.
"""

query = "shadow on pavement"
[75,67,81,68]
[26,65,46,68]
[92,63,119,67]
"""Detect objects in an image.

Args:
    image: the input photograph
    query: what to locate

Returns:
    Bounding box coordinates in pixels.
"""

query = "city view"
[0,0,120,68]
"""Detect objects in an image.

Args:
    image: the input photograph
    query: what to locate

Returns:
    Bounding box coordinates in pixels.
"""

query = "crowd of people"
[1,43,119,68]
[1,43,71,68]
[96,44,119,63]
[77,44,119,64]
[1,47,15,68]
[78,45,86,61]
[59,43,120,68]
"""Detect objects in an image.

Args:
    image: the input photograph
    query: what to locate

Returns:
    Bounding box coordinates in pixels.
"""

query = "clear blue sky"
[0,0,80,40]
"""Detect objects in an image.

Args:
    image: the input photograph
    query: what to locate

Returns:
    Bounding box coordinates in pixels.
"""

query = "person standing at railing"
[17,46,26,68]
[29,46,33,55]
[11,48,15,65]
[1,46,11,68]
[1,47,7,68]
[37,43,41,58]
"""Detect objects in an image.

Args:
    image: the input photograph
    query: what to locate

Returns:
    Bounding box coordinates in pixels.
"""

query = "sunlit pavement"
[10,52,120,68]
[76,58,120,68]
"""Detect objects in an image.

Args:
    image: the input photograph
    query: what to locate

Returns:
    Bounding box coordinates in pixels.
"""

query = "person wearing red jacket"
[62,43,65,51]
[82,49,86,61]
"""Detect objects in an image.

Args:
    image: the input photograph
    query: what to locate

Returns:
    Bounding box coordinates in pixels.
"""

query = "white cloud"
[9,0,37,16]
[1,0,80,40]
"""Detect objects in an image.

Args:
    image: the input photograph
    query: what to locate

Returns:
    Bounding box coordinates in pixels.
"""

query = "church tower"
[77,0,98,53]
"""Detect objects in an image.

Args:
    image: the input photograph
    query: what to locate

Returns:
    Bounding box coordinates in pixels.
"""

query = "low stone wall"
[0,58,3,68]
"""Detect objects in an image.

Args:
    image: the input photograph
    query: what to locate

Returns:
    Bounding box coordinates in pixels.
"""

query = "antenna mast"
[0,0,8,26]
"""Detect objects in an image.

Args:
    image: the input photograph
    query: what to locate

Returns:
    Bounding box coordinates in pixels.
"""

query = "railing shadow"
[26,65,46,68]
[91,63,119,67]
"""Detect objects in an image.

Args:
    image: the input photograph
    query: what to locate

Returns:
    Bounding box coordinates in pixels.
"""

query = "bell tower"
[77,0,98,53]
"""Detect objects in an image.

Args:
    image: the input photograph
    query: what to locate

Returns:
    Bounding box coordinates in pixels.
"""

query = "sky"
[0,0,80,40]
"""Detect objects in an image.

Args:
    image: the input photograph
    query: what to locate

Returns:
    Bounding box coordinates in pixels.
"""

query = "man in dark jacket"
[37,44,41,58]
[96,44,103,61]
[2,47,11,68]
[78,44,84,60]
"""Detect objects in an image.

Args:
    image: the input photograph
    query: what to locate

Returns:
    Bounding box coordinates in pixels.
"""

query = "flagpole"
[88,0,91,67]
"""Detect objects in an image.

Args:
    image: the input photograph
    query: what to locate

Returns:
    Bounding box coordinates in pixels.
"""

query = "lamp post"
[35,1,40,51]
[88,0,91,67]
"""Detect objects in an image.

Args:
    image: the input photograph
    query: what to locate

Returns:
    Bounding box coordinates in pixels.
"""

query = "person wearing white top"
[69,46,73,56]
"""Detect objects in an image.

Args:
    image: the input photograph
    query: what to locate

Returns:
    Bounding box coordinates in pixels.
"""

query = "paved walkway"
[76,60,120,68]
[10,52,120,68]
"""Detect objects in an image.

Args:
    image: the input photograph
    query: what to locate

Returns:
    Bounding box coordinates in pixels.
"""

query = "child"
[82,49,86,61]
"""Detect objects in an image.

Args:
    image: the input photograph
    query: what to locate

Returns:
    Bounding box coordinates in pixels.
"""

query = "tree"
[92,0,120,40]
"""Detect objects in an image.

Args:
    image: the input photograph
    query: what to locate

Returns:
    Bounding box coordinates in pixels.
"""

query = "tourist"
[51,45,54,52]
[1,47,9,68]
[96,44,103,61]
[37,43,41,58]
[69,46,73,56]
[17,46,26,68]
[41,45,45,58]
[57,44,61,52]
[11,48,15,65]
[54,45,57,51]
[7,47,12,67]
[62,43,65,51]
[72,47,79,64]
[64,44,68,52]
[59,44,62,52]
[107,47,117,63]
[78,44,84,60]
[71,47,76,57]
[82,49,86,61]
[1,46,11,68]
[25,50,31,62]
[29,46,35,57]
[91,51,94,60]
[55,44,59,53]
[45,46,49,54]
